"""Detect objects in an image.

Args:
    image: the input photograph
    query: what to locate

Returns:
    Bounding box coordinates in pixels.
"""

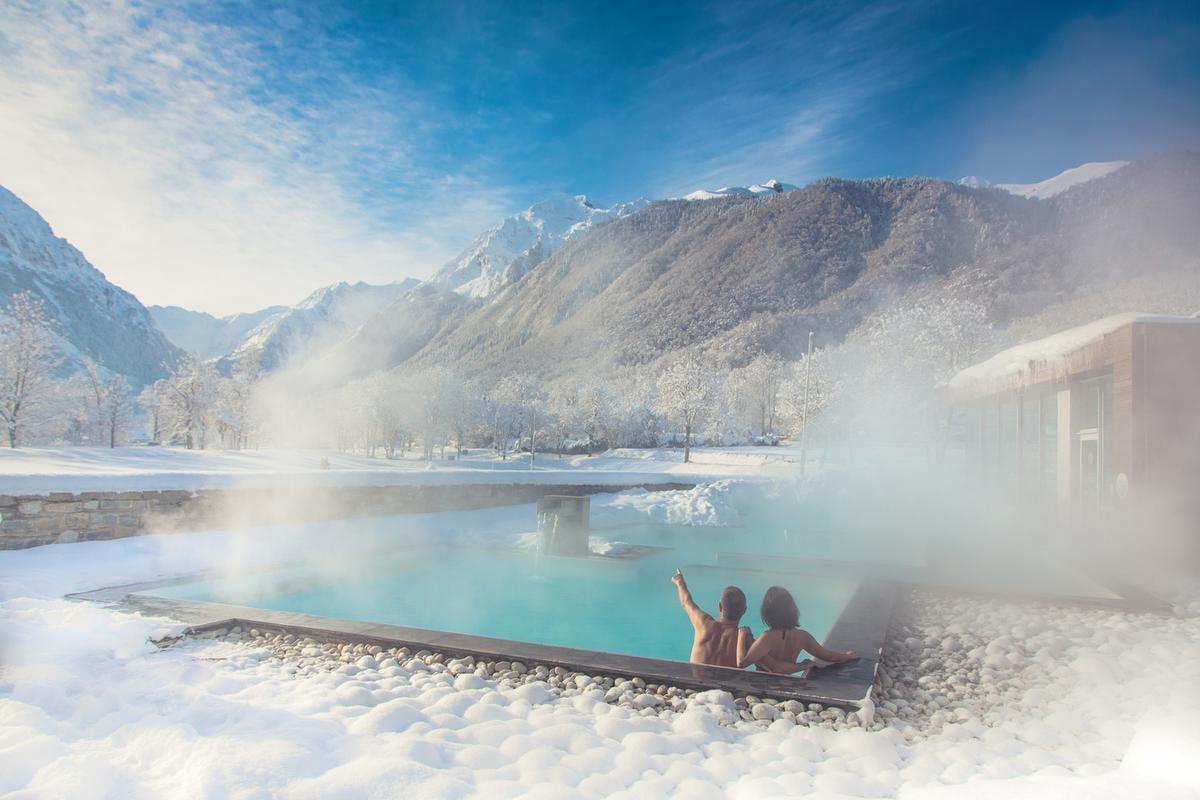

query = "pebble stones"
[188,626,904,733]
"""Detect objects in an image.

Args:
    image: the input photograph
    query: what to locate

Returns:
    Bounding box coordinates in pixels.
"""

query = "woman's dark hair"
[760,585,799,632]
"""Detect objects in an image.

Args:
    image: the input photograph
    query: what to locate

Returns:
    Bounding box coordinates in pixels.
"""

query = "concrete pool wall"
[0,481,695,549]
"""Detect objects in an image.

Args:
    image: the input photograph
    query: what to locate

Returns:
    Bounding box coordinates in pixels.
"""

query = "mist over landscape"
[1,1,1199,798]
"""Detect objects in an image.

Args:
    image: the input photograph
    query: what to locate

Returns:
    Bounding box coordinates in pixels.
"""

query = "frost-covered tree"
[443,374,478,457]
[163,357,220,449]
[0,293,60,447]
[359,372,409,457]
[654,351,715,463]
[494,374,547,464]
[578,384,614,456]
[138,379,169,444]
[744,353,787,437]
[219,351,263,450]
[415,368,459,460]
[549,383,580,457]
[78,359,131,447]
[480,383,514,459]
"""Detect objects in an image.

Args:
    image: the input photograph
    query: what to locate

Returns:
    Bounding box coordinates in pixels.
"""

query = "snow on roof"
[949,312,1200,396]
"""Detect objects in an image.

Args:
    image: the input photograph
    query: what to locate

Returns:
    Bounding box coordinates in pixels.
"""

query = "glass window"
[1040,392,1058,500]
[1076,382,1101,432]
[999,398,1018,478]
[980,402,997,472]
[1020,393,1040,492]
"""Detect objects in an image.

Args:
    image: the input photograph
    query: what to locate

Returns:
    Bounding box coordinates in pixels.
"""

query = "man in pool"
[671,569,750,667]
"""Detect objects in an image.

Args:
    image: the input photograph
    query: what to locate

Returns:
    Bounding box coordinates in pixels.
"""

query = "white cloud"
[0,0,511,315]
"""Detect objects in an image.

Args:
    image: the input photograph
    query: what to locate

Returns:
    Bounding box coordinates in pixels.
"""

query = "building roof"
[949,312,1200,398]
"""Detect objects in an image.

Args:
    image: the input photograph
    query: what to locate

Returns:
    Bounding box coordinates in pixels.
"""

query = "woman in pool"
[737,585,857,674]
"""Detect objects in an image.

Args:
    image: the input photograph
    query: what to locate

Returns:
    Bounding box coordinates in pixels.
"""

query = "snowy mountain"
[958,161,1129,199]
[399,153,1199,379]
[0,185,183,384]
[149,304,286,359]
[427,194,648,299]
[218,279,417,371]
[682,179,799,201]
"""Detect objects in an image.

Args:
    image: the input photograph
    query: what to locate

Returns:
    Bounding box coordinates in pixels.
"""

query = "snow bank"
[0,445,787,495]
[591,481,744,528]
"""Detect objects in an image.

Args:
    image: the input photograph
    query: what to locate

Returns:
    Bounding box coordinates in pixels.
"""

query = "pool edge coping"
[69,576,894,709]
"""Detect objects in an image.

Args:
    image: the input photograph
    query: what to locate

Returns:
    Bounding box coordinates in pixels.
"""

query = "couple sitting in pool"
[671,569,857,673]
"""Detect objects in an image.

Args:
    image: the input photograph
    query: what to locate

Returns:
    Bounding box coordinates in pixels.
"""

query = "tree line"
[1,289,1000,455]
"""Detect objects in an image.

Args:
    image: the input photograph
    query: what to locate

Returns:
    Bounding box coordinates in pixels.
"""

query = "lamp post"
[799,330,814,476]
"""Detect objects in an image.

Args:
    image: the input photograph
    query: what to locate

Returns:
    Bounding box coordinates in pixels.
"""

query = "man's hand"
[671,569,685,587]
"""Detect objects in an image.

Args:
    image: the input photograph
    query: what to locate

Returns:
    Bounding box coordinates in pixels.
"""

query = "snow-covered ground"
[3,523,1198,798]
[2,484,1199,798]
[0,445,796,495]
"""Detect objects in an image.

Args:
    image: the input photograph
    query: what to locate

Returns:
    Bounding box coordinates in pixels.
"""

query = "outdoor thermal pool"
[142,476,1121,672]
[151,522,860,664]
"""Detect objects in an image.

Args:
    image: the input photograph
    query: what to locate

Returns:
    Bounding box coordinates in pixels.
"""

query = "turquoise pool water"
[154,524,859,664]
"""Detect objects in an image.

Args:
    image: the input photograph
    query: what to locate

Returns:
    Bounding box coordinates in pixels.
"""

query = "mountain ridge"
[381,152,1199,380]
[0,185,183,384]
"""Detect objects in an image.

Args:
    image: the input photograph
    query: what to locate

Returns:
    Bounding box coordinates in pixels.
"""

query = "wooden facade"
[949,316,1200,532]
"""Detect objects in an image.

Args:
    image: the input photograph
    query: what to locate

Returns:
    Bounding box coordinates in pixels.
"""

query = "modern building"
[948,313,1200,530]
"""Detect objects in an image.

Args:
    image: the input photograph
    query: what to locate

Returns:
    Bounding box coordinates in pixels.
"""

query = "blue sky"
[1,0,1198,313]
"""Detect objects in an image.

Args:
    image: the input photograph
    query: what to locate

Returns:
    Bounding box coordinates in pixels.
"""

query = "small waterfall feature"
[536,495,590,557]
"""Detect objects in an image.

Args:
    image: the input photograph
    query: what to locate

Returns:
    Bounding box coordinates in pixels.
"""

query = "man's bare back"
[672,570,748,667]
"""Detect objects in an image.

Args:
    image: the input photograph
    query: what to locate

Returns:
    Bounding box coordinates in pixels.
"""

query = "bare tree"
[579,385,613,457]
[220,350,262,450]
[0,293,60,447]
[745,353,786,438]
[163,357,219,449]
[654,351,715,463]
[138,379,168,444]
[549,383,580,457]
[102,375,132,447]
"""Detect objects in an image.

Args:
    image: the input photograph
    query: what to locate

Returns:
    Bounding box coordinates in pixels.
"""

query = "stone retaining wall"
[0,482,694,550]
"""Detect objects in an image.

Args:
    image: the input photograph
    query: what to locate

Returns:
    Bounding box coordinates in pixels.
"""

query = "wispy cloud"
[0,0,512,314]
[642,0,945,196]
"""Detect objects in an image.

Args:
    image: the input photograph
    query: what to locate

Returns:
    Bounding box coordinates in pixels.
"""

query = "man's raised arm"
[671,570,710,628]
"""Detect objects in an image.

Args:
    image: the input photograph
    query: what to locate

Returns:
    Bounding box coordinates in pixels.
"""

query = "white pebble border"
[181,585,1198,741]
[185,625,866,730]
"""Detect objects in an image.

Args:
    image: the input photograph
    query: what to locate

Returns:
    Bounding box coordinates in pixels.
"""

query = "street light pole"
[799,330,814,476]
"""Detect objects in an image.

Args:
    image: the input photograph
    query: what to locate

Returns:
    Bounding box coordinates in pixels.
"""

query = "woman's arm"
[797,629,857,663]
[758,656,817,675]
[737,631,777,669]
[737,626,753,667]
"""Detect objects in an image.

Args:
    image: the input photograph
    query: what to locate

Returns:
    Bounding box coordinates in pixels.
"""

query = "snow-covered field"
[2,462,1199,798]
[0,445,796,494]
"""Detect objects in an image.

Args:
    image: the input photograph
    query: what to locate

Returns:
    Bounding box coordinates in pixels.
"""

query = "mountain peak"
[681,179,799,201]
[996,161,1129,199]
[958,161,1129,199]
[428,194,647,299]
[0,184,182,383]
